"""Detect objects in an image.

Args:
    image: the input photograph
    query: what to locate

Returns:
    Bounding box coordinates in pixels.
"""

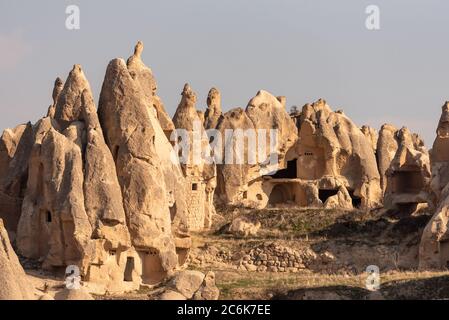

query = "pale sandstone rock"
[0,219,35,300]
[0,122,34,232]
[256,99,381,209]
[420,102,449,269]
[246,90,298,163]
[302,182,323,207]
[430,102,449,198]
[98,57,178,276]
[361,125,378,153]
[229,216,261,237]
[295,100,381,209]
[0,123,28,172]
[153,95,176,140]
[419,188,449,269]
[17,65,133,293]
[159,271,218,300]
[12,43,196,293]
[197,110,205,125]
[170,270,205,299]
[127,41,175,140]
[383,127,431,213]
[47,77,64,118]
[126,42,191,238]
[173,84,202,132]
[377,124,399,193]
[215,107,256,204]
[216,97,380,210]
[17,126,93,268]
[204,87,222,130]
[54,65,92,128]
[215,90,298,207]
[172,84,216,231]
[324,186,353,210]
[194,271,219,300]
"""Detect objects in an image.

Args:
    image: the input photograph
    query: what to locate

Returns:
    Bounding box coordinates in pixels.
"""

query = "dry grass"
[213,269,449,299]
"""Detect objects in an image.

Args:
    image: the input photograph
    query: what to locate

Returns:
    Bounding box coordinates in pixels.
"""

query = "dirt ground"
[184,205,449,300]
[25,206,449,300]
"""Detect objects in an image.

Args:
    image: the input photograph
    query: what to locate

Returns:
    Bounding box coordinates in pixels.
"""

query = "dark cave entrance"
[318,189,339,203]
[348,190,362,208]
[271,159,297,179]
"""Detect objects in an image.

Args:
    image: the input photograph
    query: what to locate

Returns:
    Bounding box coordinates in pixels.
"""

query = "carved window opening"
[46,211,52,223]
[124,257,135,282]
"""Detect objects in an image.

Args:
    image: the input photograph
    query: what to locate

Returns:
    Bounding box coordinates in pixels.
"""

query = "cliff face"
[98,57,178,272]
[214,97,382,210]
[0,42,199,293]
[172,84,217,231]
[4,40,449,296]
[0,219,36,300]
[381,126,431,214]
[294,99,382,209]
[420,102,449,269]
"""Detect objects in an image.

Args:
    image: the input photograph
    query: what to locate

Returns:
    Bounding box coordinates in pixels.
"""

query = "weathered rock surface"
[382,127,431,213]
[0,121,34,233]
[0,42,201,295]
[98,57,178,273]
[215,107,257,204]
[214,91,298,206]
[17,65,131,289]
[126,42,191,237]
[17,126,93,268]
[420,102,449,269]
[430,102,449,199]
[294,100,382,208]
[172,84,217,230]
[244,99,381,210]
[47,77,64,118]
[159,270,219,300]
[361,125,378,153]
[229,216,261,237]
[127,41,176,140]
[246,90,298,164]
[4,38,449,299]
[323,186,353,210]
[169,270,205,299]
[0,219,35,300]
[377,124,399,193]
[204,87,222,130]
[193,271,220,300]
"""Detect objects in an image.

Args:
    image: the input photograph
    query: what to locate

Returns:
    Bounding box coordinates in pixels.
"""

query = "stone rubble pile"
[237,243,323,273]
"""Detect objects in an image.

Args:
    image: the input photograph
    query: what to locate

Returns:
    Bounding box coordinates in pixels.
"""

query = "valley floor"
[24,206,449,300]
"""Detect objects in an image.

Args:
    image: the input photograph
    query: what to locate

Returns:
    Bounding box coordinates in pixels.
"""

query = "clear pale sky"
[1,0,448,145]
